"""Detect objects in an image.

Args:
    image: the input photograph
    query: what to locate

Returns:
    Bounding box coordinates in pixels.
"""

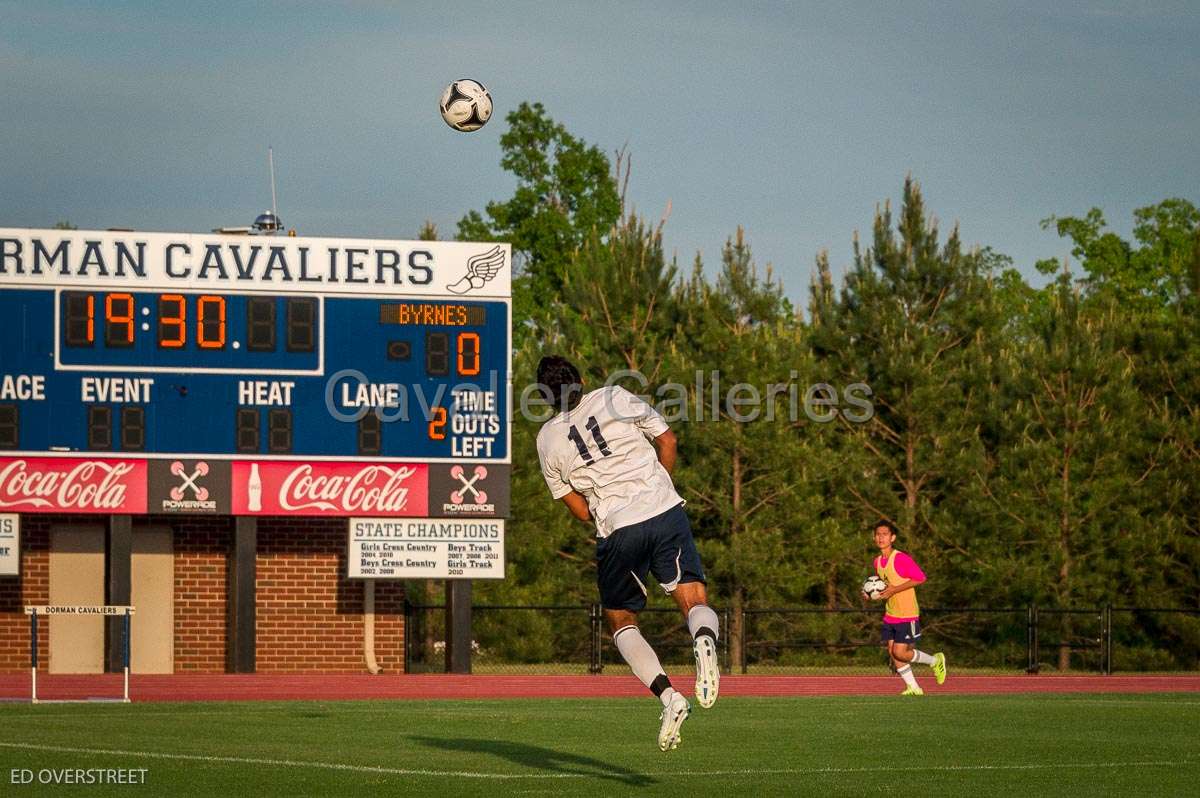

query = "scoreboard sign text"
[348,517,504,579]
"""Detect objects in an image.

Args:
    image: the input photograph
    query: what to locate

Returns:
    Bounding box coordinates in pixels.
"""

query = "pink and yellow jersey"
[874,550,925,623]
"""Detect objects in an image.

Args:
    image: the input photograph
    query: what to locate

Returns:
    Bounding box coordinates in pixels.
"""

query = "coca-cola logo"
[0,459,139,511]
[278,464,419,513]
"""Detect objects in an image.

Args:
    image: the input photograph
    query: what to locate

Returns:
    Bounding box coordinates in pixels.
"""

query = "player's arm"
[559,490,592,522]
[652,429,677,475]
[538,434,589,522]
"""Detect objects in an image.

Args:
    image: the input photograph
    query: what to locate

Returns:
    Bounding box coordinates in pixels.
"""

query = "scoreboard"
[0,228,511,522]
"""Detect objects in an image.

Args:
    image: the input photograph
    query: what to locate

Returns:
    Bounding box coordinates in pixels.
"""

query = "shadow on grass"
[409,736,656,786]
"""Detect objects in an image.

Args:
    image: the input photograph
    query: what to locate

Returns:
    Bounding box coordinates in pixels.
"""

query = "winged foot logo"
[446,245,506,294]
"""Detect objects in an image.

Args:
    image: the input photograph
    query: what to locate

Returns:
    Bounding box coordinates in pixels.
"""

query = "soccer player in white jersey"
[535,355,720,752]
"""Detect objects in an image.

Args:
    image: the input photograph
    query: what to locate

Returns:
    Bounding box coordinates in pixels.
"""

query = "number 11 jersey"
[536,386,683,539]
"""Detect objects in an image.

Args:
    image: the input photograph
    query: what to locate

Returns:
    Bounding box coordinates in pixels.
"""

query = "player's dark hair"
[536,355,583,412]
[872,520,899,538]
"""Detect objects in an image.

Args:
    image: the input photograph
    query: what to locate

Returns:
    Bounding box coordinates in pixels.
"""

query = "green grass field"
[1,694,1197,796]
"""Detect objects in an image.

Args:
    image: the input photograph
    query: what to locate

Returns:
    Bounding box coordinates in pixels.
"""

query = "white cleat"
[693,635,720,709]
[657,692,691,752]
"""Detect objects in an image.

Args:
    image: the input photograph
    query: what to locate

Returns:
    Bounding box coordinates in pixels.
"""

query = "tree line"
[420,103,1199,668]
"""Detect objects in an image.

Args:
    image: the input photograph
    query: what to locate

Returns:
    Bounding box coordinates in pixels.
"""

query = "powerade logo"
[148,460,230,514]
[161,461,217,512]
[441,465,495,515]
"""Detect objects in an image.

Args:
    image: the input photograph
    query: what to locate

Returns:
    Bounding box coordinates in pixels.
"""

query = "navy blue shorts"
[596,504,706,612]
[881,619,922,644]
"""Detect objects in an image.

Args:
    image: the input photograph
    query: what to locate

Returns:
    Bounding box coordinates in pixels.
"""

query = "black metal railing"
[402,602,1199,675]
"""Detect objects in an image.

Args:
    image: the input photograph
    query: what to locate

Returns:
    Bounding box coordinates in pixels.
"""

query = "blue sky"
[1,1,1197,300]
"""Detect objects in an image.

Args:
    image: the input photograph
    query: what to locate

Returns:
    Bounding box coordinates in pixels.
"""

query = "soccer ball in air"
[439,79,493,132]
[862,575,887,599]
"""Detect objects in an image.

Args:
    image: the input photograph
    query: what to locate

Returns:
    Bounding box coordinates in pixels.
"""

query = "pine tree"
[456,102,621,304]
[668,228,818,667]
[554,212,681,381]
[807,178,1003,591]
[973,274,1160,667]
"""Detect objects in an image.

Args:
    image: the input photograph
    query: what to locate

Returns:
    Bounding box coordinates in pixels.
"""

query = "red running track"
[2,674,1198,703]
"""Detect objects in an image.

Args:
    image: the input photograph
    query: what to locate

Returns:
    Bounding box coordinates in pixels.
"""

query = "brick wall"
[0,515,54,673]
[142,515,231,673]
[256,517,406,673]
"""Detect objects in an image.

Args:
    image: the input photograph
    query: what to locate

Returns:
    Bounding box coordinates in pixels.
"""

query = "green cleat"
[901,685,925,696]
[932,652,947,685]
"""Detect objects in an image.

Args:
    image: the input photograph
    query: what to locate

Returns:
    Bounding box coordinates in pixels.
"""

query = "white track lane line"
[3,695,1197,721]
[0,742,1192,780]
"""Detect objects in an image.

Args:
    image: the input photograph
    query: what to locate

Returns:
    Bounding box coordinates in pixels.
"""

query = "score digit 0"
[457,332,480,376]
[197,295,227,349]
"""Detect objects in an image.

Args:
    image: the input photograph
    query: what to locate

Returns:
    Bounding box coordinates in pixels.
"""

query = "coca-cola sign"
[0,458,148,514]
[231,461,429,516]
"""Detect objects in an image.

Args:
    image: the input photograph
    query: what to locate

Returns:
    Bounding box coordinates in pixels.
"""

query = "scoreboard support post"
[106,515,133,674]
[228,517,257,673]
[445,580,472,674]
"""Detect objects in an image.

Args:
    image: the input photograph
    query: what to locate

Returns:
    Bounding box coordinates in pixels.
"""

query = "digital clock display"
[62,291,317,352]
[58,291,320,375]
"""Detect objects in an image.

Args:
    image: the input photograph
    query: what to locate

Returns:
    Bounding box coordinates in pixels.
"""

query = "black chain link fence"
[403,603,1199,675]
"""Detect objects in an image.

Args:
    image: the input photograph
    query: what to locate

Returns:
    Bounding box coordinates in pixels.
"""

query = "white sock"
[897,665,919,689]
[614,625,673,707]
[910,650,935,666]
[686,605,719,642]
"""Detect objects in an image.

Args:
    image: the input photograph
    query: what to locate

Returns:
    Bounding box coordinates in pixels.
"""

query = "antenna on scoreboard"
[269,146,278,221]
[252,146,283,235]
[213,147,291,235]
